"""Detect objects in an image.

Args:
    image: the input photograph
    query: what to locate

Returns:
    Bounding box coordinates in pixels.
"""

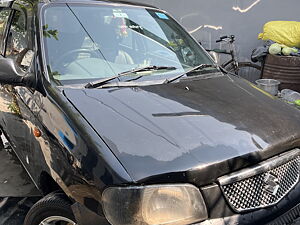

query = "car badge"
[264,173,280,196]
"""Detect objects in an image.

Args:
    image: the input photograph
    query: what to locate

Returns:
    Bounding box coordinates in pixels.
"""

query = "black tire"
[24,192,76,225]
[236,62,262,82]
[238,62,262,70]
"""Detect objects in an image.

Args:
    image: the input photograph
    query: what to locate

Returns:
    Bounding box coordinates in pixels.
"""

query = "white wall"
[135,0,300,62]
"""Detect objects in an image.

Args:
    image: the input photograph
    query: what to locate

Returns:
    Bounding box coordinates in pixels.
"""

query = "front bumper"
[72,182,300,225]
[197,202,300,225]
[197,181,300,225]
[268,202,300,225]
[72,149,300,225]
[71,202,110,225]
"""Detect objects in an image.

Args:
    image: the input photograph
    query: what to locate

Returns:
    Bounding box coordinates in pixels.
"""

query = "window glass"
[0,8,11,55]
[42,4,214,85]
[6,10,33,70]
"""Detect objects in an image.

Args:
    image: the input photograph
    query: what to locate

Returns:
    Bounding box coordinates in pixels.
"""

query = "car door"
[0,3,42,179]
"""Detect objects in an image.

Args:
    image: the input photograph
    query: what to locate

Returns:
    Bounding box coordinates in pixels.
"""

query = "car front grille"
[218,149,300,212]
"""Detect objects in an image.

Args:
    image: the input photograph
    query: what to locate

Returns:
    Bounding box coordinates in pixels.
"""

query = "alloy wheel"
[39,216,76,225]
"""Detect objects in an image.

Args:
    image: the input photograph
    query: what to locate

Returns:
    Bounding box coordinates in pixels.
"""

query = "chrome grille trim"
[218,149,300,212]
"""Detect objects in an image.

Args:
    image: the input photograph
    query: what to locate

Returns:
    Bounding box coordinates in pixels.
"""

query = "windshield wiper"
[85,65,177,88]
[164,64,218,84]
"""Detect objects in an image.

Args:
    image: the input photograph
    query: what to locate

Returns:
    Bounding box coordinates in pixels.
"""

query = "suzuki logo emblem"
[264,173,280,196]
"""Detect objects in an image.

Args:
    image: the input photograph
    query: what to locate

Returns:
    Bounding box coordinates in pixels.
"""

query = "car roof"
[3,0,158,10]
[45,0,158,9]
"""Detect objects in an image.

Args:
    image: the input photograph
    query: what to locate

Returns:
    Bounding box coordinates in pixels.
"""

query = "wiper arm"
[164,64,218,84]
[85,65,176,88]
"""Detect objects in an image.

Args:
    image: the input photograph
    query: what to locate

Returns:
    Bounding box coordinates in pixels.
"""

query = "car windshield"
[42,3,214,85]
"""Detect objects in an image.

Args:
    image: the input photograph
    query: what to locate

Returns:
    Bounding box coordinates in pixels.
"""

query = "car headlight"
[102,184,207,225]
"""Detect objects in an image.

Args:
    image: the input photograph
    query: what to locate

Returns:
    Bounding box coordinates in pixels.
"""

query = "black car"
[0,0,300,224]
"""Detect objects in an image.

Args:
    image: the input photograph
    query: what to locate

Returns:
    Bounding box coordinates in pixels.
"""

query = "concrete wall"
[135,0,300,62]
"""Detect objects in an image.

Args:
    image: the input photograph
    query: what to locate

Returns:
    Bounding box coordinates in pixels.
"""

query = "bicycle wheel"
[237,62,262,83]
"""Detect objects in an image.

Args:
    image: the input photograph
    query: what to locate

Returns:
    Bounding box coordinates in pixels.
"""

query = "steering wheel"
[52,48,100,70]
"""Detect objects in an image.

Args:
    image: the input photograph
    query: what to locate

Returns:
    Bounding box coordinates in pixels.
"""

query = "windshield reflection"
[42,3,213,85]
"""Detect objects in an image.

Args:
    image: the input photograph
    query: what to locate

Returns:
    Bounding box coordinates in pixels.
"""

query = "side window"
[0,8,11,55]
[6,10,33,70]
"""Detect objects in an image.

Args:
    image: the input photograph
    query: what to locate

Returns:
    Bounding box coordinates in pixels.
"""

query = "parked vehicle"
[1,0,300,225]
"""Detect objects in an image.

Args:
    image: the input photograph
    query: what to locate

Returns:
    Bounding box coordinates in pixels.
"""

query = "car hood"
[63,74,300,183]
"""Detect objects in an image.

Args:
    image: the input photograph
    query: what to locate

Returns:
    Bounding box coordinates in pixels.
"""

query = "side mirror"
[0,58,36,88]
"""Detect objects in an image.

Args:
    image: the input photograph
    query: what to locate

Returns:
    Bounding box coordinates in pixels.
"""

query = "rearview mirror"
[0,58,36,88]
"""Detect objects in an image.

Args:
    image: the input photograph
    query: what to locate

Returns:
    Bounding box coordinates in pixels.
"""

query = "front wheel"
[24,192,77,225]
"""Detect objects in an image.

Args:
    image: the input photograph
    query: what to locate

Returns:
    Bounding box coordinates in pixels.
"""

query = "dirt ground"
[0,197,39,225]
